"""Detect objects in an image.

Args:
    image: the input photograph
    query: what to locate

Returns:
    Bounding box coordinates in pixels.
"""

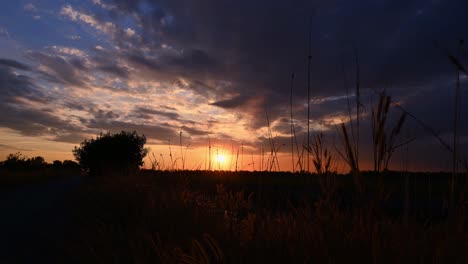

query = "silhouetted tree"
[62,160,80,172]
[3,152,28,169]
[52,160,63,169]
[30,156,46,169]
[73,131,148,177]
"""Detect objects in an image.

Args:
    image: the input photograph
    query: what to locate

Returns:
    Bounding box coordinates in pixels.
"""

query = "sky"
[0,0,467,172]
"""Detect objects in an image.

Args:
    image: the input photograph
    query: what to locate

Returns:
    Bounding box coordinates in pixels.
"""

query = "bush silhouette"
[1,152,46,170]
[73,131,148,177]
[3,152,29,169]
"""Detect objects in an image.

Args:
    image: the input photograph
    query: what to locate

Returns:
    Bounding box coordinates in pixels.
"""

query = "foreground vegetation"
[59,170,466,263]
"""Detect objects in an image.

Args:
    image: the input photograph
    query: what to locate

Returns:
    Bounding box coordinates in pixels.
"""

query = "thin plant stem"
[306,17,312,172]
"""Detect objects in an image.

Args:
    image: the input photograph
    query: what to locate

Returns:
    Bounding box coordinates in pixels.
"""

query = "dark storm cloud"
[162,49,220,75]
[96,64,130,78]
[393,81,468,151]
[87,119,177,140]
[69,58,88,71]
[51,132,89,144]
[0,100,84,139]
[0,59,88,142]
[209,95,250,109]
[101,0,468,127]
[0,63,42,103]
[272,118,296,135]
[133,106,180,120]
[92,109,120,120]
[126,52,160,71]
[0,58,31,71]
[25,51,89,87]
[180,125,208,136]
[2,0,467,170]
[64,101,87,111]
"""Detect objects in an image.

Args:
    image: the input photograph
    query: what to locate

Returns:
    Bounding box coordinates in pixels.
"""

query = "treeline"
[0,152,80,172]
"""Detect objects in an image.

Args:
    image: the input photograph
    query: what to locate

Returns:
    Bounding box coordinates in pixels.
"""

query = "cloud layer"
[0,0,467,170]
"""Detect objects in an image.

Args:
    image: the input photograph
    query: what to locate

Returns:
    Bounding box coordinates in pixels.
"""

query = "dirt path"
[0,176,82,263]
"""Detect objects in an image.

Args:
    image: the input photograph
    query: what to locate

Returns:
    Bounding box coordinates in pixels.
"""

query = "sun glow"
[216,154,226,164]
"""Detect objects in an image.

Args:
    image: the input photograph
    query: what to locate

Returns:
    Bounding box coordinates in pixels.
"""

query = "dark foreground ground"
[0,170,467,263]
[0,175,81,263]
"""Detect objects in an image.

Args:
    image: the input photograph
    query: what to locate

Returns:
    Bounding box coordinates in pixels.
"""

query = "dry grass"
[61,171,467,263]
[371,91,407,172]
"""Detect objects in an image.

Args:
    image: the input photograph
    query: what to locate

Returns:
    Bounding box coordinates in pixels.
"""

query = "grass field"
[57,170,467,263]
[0,167,81,191]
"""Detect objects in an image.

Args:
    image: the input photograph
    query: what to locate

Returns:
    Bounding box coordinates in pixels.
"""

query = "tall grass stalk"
[306,17,312,172]
[168,140,174,170]
[260,146,264,171]
[451,39,463,206]
[336,123,363,194]
[265,109,279,171]
[159,153,165,170]
[148,152,157,170]
[337,123,358,172]
[179,131,185,170]
[290,73,295,171]
[354,49,361,171]
[235,147,239,172]
[336,51,362,182]
[250,152,255,171]
[371,91,407,172]
[395,105,453,153]
[208,136,212,171]
[307,132,333,175]
[289,73,303,172]
[341,54,356,156]
[241,143,244,170]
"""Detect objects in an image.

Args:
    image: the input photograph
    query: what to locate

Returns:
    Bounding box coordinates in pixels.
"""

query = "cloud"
[60,4,138,45]
[0,144,33,152]
[25,51,90,87]
[133,106,180,120]
[0,58,31,71]
[51,46,87,58]
[23,3,36,12]
[209,95,250,109]
[60,5,118,36]
[96,64,129,78]
[92,0,115,10]
[0,61,41,102]
[180,125,208,136]
[0,28,10,38]
[23,3,42,20]
[101,0,467,116]
[1,0,467,170]
[86,119,177,141]
[67,35,81,40]
[0,58,89,143]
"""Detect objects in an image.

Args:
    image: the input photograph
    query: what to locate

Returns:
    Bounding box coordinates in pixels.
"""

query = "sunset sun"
[216,154,227,164]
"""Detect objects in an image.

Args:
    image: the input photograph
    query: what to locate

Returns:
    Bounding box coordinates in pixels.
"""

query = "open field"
[0,168,81,191]
[43,170,467,263]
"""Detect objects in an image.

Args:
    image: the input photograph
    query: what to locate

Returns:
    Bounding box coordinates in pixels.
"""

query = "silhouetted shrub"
[52,160,63,169]
[1,153,46,170]
[73,131,148,177]
[3,152,28,169]
[62,160,80,171]
[29,156,46,169]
